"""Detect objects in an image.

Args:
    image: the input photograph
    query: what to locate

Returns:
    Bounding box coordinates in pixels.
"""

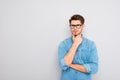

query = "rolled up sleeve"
[83,42,98,74]
[58,42,69,70]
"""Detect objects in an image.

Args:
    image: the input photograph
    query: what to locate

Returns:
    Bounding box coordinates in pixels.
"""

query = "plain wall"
[0,0,120,80]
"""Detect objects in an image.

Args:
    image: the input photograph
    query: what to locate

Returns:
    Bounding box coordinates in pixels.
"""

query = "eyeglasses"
[70,24,82,29]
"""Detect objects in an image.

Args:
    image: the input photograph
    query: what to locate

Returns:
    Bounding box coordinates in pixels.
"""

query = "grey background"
[0,0,120,80]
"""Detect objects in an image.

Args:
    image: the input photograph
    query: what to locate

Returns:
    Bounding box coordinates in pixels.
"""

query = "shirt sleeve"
[58,42,69,70]
[83,42,98,74]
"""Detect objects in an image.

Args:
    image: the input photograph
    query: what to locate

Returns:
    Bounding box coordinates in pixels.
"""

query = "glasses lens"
[70,24,82,29]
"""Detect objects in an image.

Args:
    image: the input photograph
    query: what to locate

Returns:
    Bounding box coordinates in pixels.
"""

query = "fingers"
[72,34,75,38]
[76,34,81,38]
[72,33,82,39]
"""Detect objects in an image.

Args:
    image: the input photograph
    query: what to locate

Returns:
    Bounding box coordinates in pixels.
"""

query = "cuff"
[83,64,91,73]
[60,59,69,70]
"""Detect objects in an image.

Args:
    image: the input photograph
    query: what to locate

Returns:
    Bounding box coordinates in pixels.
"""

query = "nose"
[73,27,77,29]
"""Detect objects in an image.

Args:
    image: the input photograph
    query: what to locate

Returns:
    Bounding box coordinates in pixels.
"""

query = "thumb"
[72,34,75,38]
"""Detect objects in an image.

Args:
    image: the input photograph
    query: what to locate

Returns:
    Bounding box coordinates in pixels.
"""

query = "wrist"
[72,43,79,48]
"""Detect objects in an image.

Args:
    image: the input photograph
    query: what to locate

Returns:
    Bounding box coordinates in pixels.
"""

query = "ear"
[82,24,85,29]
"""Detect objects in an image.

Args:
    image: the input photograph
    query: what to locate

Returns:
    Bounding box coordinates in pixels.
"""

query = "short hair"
[69,14,85,25]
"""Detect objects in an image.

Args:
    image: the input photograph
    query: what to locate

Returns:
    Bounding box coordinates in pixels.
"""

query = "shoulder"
[82,36,97,53]
[83,36,96,47]
[58,37,72,48]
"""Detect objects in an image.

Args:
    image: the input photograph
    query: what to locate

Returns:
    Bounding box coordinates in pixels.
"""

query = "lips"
[73,30,78,32]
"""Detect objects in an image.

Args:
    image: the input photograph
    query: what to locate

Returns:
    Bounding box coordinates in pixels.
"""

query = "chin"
[74,33,79,36]
[72,32,81,36]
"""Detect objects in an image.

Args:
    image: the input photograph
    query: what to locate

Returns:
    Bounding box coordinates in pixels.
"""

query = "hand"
[72,34,82,47]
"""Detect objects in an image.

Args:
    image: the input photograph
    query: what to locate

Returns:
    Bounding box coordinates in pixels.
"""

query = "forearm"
[64,43,78,66]
[70,64,87,73]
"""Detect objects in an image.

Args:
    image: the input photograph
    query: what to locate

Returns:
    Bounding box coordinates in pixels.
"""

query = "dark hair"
[69,14,85,24]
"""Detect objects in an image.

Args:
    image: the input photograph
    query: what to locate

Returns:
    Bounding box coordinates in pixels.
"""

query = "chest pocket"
[76,47,90,64]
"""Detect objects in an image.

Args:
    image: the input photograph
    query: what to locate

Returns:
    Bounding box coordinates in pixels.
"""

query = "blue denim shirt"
[58,36,98,80]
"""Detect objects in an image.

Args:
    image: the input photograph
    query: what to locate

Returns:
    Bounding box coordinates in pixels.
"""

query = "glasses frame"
[70,24,83,29]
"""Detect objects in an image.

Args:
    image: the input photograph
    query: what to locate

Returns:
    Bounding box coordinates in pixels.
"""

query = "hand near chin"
[72,34,82,47]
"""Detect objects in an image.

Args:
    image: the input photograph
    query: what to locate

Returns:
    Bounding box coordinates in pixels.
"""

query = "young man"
[58,14,98,80]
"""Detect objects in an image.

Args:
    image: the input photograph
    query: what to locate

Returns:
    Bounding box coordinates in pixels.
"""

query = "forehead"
[70,20,81,24]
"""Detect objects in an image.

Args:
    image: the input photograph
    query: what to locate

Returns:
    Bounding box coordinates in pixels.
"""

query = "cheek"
[78,28,82,31]
[71,29,74,32]
[79,28,83,31]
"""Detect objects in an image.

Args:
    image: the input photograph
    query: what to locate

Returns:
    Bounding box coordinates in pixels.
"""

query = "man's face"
[70,20,84,36]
